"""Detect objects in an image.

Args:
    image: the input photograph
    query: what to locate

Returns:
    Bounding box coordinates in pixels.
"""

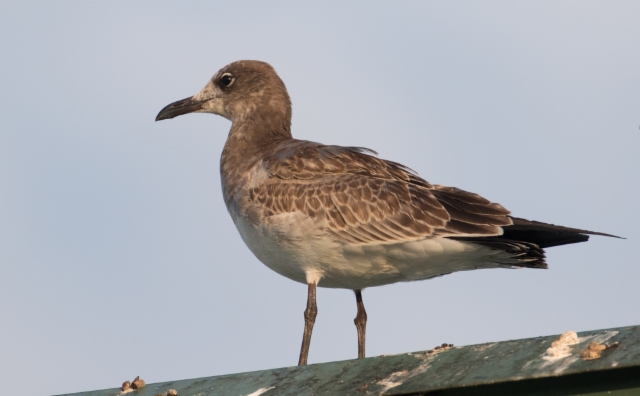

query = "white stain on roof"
[375,345,453,393]
[523,330,619,375]
[544,331,579,359]
[246,386,275,396]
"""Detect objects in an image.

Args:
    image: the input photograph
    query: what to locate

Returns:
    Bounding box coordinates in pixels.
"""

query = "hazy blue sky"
[1,2,639,395]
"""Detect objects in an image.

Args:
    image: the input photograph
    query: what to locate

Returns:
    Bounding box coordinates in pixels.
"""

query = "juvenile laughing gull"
[156,60,617,366]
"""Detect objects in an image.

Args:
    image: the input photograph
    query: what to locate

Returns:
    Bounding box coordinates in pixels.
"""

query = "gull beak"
[155,96,204,121]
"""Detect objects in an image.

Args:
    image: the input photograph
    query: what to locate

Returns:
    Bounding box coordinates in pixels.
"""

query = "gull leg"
[298,283,317,366]
[354,289,367,359]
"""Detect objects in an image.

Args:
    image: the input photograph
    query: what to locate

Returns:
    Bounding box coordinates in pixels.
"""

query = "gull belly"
[232,210,514,290]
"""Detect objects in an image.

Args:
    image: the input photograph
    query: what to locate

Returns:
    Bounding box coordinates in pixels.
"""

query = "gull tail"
[451,217,622,269]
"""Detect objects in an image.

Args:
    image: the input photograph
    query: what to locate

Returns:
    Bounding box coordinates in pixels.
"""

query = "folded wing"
[250,140,514,245]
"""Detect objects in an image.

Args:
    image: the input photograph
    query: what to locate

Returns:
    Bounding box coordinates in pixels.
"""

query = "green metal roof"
[57,325,640,396]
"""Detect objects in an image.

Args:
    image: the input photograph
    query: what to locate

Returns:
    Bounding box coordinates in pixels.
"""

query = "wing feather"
[250,140,513,244]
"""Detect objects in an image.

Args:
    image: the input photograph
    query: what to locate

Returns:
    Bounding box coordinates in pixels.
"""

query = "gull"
[156,60,617,366]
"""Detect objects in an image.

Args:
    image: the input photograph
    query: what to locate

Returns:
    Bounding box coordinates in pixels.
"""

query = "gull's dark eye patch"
[220,73,234,87]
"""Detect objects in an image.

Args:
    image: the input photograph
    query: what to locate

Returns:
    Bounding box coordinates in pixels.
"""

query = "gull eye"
[220,73,234,87]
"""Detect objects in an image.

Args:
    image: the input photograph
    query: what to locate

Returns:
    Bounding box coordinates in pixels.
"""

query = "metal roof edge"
[56,324,640,396]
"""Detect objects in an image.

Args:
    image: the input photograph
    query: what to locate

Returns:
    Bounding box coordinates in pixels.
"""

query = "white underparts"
[233,210,525,289]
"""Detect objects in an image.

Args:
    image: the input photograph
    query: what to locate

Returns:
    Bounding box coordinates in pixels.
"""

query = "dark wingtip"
[508,217,624,239]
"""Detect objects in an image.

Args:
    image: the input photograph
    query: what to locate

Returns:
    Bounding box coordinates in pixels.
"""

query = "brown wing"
[249,140,512,244]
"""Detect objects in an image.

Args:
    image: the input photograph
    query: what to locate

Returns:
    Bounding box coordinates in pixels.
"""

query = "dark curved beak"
[155,96,204,121]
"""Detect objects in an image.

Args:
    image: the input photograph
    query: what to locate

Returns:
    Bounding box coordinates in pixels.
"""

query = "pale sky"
[1,2,639,395]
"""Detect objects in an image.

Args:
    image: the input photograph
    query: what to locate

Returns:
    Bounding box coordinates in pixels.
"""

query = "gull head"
[155,60,291,124]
